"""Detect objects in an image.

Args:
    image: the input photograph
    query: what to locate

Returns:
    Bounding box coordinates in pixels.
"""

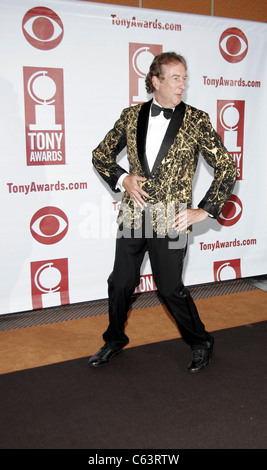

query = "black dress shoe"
[187,340,214,373]
[88,344,123,368]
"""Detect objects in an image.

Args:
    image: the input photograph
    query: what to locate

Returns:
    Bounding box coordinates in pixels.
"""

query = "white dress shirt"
[116,99,173,190]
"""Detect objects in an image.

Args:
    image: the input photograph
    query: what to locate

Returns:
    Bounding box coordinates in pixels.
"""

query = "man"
[89,52,236,372]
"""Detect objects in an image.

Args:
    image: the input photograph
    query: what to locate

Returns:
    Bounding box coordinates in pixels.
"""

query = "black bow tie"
[151,103,173,120]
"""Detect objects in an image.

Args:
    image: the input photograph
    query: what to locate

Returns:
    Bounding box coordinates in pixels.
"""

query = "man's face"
[152,61,187,108]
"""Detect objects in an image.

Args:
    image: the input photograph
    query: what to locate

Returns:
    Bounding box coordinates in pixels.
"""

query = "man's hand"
[122,174,149,209]
[173,208,209,231]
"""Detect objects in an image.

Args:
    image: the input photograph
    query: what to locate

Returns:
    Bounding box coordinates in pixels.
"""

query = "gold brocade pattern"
[92,103,237,236]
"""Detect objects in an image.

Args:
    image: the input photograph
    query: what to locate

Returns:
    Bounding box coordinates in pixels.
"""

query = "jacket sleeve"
[197,112,237,218]
[92,109,129,192]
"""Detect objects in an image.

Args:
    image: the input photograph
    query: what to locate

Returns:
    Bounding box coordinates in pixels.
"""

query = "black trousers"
[103,223,213,349]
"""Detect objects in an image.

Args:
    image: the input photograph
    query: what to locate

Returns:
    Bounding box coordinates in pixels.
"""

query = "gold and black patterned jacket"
[92,100,237,235]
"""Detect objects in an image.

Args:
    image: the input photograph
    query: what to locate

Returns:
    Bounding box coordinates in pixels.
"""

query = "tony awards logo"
[129,43,162,106]
[23,66,66,165]
[31,259,69,309]
[214,259,241,282]
[217,100,245,180]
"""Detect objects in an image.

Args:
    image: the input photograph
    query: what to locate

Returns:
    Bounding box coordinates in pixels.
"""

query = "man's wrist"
[116,173,128,191]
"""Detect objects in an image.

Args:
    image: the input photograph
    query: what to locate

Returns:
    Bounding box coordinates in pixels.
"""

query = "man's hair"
[145,52,187,94]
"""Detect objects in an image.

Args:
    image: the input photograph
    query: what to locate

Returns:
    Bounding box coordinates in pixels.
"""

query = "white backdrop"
[1,0,266,315]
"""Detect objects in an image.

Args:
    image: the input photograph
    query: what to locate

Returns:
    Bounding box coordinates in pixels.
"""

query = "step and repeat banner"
[1,0,266,315]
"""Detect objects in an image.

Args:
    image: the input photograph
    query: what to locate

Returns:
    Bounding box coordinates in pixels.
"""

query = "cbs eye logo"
[30,207,68,244]
[217,195,243,226]
[22,7,64,50]
[219,27,248,63]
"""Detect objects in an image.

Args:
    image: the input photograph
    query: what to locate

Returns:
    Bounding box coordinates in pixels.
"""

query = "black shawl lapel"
[137,99,152,178]
[151,101,185,174]
[136,100,185,177]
